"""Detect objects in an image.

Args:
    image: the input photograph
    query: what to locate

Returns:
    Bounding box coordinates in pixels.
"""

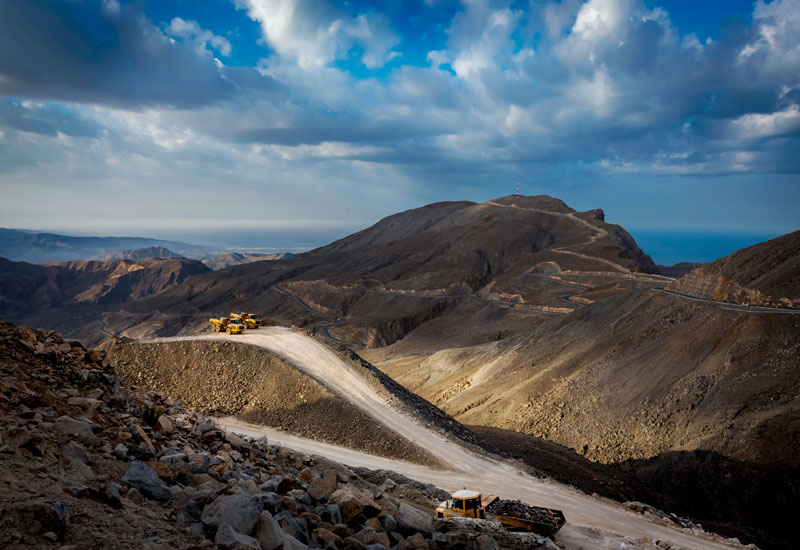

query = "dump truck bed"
[485,497,566,537]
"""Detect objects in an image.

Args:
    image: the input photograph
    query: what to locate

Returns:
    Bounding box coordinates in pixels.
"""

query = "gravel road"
[156,328,745,550]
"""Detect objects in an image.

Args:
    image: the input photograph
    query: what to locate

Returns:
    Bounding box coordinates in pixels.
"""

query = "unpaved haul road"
[156,328,743,550]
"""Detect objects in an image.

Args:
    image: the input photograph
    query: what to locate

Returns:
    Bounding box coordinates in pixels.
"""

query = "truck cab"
[435,490,486,519]
[227,318,245,334]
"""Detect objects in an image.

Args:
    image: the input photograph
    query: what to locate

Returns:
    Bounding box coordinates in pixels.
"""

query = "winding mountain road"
[154,328,743,550]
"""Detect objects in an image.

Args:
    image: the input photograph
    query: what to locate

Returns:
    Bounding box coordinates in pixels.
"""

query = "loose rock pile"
[0,322,556,549]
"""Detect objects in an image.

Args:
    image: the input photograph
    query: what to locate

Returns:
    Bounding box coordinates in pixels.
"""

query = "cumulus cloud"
[0,0,798,238]
[235,0,400,70]
[166,18,232,57]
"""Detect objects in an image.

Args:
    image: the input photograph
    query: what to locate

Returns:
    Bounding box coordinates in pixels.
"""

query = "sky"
[0,0,798,263]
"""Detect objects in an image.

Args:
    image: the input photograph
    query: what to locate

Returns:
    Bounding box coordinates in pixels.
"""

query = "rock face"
[0,321,556,550]
[666,230,800,308]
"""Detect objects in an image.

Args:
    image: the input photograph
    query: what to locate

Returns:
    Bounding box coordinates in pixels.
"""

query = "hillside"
[0,257,210,342]
[363,241,800,548]
[667,230,800,308]
[98,195,666,349]
[2,321,541,550]
[202,252,295,271]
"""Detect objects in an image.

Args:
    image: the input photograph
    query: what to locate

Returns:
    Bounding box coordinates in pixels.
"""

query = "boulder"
[215,525,262,550]
[225,431,250,451]
[330,485,381,522]
[378,513,397,534]
[396,502,433,535]
[121,461,172,502]
[313,528,343,549]
[54,416,100,445]
[201,492,262,536]
[308,470,338,501]
[196,418,215,434]
[354,527,390,547]
[399,533,428,550]
[153,415,174,434]
[283,533,310,550]
[255,510,285,550]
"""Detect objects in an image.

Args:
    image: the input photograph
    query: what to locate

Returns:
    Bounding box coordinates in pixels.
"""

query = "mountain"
[0,195,796,546]
[364,232,799,548]
[92,246,184,261]
[0,228,210,263]
[202,252,295,271]
[106,195,664,349]
[666,230,800,308]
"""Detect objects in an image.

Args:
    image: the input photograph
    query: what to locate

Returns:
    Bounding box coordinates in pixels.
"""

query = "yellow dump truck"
[209,317,245,334]
[230,312,262,329]
[435,490,565,537]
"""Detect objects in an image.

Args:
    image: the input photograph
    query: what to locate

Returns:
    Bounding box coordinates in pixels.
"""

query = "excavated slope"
[368,288,800,547]
[100,338,439,466]
[667,230,800,308]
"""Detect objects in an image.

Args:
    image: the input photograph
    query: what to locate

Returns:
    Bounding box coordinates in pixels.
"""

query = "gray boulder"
[215,525,261,550]
[201,492,262,536]
[282,533,309,550]
[396,502,433,535]
[121,461,172,502]
[255,510,284,550]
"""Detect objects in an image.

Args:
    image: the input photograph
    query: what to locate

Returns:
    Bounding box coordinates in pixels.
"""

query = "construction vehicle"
[435,490,565,538]
[209,316,245,334]
[230,312,262,329]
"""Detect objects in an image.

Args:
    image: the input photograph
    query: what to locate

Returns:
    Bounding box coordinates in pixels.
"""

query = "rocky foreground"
[0,321,557,550]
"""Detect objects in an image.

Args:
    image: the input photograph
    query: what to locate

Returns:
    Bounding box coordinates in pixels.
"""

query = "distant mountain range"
[0,228,295,270]
[0,228,210,263]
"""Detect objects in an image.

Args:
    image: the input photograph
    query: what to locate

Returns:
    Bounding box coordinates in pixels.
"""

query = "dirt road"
[156,328,744,550]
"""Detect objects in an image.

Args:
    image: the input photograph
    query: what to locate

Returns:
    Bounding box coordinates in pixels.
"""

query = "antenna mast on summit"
[514,182,520,198]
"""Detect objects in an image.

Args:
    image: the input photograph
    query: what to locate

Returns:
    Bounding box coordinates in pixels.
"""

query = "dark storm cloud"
[0,100,101,138]
[0,0,233,108]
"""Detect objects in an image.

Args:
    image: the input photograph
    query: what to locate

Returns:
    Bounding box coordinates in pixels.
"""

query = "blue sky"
[0,0,798,263]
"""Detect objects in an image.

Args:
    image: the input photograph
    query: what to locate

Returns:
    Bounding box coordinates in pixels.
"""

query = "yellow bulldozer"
[209,316,245,334]
[435,490,565,537]
[230,312,262,329]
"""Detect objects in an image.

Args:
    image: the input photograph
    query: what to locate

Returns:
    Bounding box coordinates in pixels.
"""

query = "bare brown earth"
[100,338,440,467]
[667,230,800,308]
[2,197,797,547]
[2,321,517,550]
[366,288,800,548]
[0,256,210,316]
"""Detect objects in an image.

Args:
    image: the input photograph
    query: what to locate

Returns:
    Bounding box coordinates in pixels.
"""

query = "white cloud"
[731,105,800,139]
[167,18,232,57]
[236,0,399,70]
